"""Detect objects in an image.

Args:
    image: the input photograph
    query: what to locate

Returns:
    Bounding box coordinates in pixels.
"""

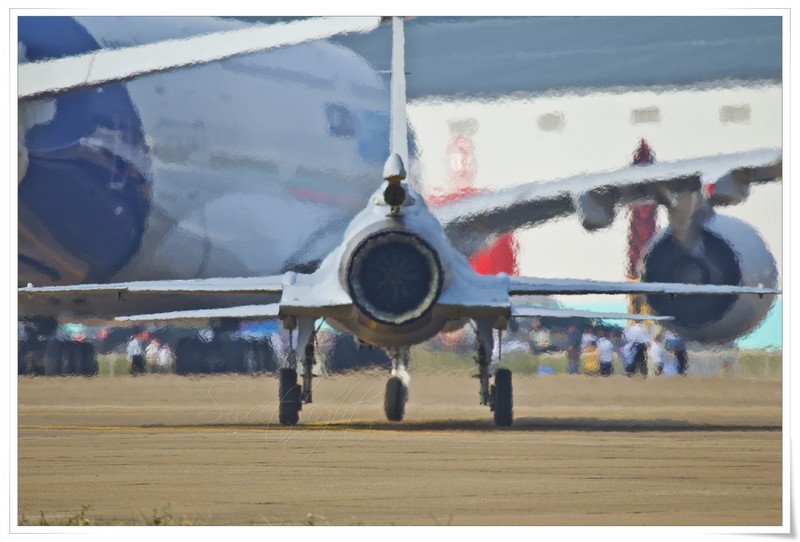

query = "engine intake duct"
[641,213,778,343]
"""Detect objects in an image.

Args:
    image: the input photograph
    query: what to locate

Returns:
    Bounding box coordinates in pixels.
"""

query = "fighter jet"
[19,18,781,427]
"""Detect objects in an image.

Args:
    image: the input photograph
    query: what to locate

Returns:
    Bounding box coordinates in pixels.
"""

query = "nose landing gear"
[276,317,317,426]
[384,348,410,422]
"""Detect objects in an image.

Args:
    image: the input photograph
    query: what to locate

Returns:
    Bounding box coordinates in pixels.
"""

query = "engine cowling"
[641,213,778,343]
[345,230,444,327]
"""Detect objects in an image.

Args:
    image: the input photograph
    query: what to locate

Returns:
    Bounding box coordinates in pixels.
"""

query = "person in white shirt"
[126,334,145,376]
[649,334,665,376]
[623,321,650,376]
[665,330,689,375]
[145,339,160,372]
[156,344,174,374]
[581,329,597,350]
[594,329,615,376]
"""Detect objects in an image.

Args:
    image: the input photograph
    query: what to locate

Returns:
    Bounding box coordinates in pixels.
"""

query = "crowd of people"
[563,321,689,377]
[121,320,688,377]
[126,333,174,375]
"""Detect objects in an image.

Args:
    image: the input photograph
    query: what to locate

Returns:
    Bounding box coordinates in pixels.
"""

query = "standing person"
[666,330,689,375]
[145,338,160,373]
[623,321,650,376]
[581,327,599,375]
[649,335,665,376]
[529,319,551,354]
[126,334,145,376]
[581,327,597,350]
[595,329,615,376]
[565,324,582,375]
[156,343,174,374]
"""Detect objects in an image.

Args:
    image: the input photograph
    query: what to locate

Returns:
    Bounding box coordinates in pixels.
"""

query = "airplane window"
[537,112,565,132]
[355,109,391,166]
[325,103,356,138]
[719,104,751,124]
[630,106,661,125]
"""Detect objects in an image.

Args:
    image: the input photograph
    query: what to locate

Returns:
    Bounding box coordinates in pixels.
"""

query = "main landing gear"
[475,318,513,427]
[277,317,317,426]
[380,319,513,427]
[275,317,513,428]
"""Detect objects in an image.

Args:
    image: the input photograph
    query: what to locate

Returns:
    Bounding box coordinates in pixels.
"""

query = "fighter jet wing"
[17,275,287,324]
[435,148,782,255]
[115,304,282,325]
[19,16,381,100]
[510,305,672,321]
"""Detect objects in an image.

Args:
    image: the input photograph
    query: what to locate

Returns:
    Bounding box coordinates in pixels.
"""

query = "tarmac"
[17,369,783,526]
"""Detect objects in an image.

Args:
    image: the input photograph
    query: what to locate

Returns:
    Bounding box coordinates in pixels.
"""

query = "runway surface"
[17,370,783,526]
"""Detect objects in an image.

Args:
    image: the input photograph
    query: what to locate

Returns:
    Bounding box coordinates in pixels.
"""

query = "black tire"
[676,350,688,375]
[632,343,648,377]
[131,354,146,376]
[79,343,98,376]
[204,341,226,373]
[65,342,80,374]
[384,376,407,422]
[175,337,203,375]
[43,339,64,376]
[18,341,30,375]
[29,339,48,376]
[493,368,513,427]
[278,368,301,426]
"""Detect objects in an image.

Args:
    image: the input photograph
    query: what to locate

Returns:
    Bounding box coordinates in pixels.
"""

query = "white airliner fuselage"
[19,16,391,286]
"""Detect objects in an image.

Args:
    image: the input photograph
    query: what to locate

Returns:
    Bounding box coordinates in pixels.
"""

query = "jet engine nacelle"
[331,218,451,347]
[344,228,444,327]
[641,213,778,343]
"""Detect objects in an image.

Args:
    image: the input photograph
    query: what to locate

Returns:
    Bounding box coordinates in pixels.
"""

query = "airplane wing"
[506,276,779,296]
[505,275,778,323]
[18,16,381,100]
[115,304,282,325]
[434,148,782,255]
[18,275,286,295]
[115,300,675,326]
[17,275,286,325]
[19,269,778,326]
[510,305,672,321]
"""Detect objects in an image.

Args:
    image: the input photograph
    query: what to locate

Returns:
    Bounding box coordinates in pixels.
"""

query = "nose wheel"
[384,376,408,421]
[383,348,410,422]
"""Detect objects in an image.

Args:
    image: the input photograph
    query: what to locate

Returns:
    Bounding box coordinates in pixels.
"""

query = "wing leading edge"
[436,148,781,255]
[18,16,382,100]
[507,276,781,296]
[18,270,780,327]
[18,275,286,325]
